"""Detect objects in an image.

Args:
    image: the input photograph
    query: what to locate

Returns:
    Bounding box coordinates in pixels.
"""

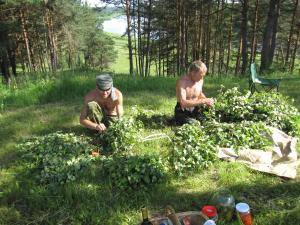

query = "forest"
[1,1,300,225]
[1,0,299,83]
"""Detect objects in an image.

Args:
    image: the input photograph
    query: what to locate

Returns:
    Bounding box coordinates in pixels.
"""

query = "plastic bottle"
[235,202,253,225]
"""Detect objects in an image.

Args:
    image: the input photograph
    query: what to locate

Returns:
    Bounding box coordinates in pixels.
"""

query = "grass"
[108,34,130,74]
[0,70,300,225]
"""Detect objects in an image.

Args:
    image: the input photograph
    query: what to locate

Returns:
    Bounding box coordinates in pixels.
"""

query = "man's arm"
[79,98,106,132]
[116,92,124,118]
[199,92,206,98]
[176,81,212,108]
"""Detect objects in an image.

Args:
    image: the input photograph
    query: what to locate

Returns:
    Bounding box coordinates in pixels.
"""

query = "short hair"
[188,60,207,74]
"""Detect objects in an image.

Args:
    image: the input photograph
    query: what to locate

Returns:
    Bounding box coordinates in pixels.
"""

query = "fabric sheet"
[218,127,300,179]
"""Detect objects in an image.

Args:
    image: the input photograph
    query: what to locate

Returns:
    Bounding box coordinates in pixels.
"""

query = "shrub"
[18,132,95,184]
[101,154,166,191]
[0,207,21,225]
[250,92,299,135]
[204,88,299,135]
[100,117,143,154]
[170,123,217,175]
[203,120,272,150]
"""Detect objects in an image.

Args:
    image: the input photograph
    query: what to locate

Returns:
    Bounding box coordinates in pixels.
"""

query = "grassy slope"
[1,33,300,224]
[0,71,300,225]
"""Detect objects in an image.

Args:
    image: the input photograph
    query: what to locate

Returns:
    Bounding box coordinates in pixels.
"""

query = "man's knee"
[87,101,99,111]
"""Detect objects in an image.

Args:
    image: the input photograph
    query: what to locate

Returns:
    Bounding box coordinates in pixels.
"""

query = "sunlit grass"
[0,70,300,224]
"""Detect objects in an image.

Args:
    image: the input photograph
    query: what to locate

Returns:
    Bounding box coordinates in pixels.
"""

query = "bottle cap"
[236,202,250,213]
[201,205,217,217]
[203,220,216,225]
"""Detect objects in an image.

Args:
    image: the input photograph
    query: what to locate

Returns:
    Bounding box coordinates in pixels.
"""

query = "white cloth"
[218,127,299,179]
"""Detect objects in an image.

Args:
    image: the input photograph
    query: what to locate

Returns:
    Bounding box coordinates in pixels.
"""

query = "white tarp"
[218,127,300,179]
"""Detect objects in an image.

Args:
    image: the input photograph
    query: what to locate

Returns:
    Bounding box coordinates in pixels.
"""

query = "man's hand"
[204,98,214,107]
[95,123,106,132]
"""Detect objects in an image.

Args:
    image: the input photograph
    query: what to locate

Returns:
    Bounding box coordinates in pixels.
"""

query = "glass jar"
[218,194,235,221]
[211,190,235,221]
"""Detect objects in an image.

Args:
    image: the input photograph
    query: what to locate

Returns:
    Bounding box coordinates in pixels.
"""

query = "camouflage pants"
[87,101,118,128]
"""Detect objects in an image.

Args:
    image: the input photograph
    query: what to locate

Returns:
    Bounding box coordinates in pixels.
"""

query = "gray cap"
[96,74,117,101]
[96,74,113,90]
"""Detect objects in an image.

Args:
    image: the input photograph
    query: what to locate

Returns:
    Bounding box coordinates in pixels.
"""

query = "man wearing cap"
[80,74,123,132]
[175,60,214,125]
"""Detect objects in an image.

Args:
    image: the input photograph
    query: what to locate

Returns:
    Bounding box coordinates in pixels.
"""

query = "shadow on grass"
[2,155,300,225]
[0,103,85,169]
[136,113,176,129]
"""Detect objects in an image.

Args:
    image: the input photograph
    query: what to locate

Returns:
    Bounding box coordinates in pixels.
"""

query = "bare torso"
[176,75,204,103]
[83,88,121,116]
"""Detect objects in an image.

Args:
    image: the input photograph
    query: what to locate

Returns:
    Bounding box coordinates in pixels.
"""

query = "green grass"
[0,71,300,225]
[107,34,131,74]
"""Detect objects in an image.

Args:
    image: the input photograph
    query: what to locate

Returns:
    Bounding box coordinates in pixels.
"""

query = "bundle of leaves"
[250,92,299,136]
[170,123,217,176]
[101,154,166,191]
[204,87,299,135]
[101,117,143,154]
[18,132,95,184]
[203,120,272,150]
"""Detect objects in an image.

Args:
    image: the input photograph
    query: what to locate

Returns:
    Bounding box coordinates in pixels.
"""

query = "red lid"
[201,205,217,218]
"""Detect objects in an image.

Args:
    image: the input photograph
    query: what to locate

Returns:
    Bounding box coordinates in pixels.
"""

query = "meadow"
[0,65,300,225]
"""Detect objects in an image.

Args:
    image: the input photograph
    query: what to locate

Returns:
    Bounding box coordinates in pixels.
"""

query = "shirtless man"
[175,60,214,125]
[80,74,123,132]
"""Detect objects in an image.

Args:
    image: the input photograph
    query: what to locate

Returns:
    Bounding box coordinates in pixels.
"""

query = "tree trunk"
[205,2,212,73]
[241,0,249,75]
[235,36,243,75]
[144,0,152,77]
[212,0,221,75]
[290,26,300,72]
[20,8,33,71]
[176,0,181,75]
[218,0,225,73]
[260,0,280,72]
[137,0,143,76]
[45,8,57,71]
[226,0,234,74]
[125,0,134,75]
[284,0,298,67]
[196,3,203,61]
[132,0,139,76]
[180,0,186,73]
[7,46,17,76]
[1,53,11,86]
[269,2,280,66]
[250,0,259,63]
